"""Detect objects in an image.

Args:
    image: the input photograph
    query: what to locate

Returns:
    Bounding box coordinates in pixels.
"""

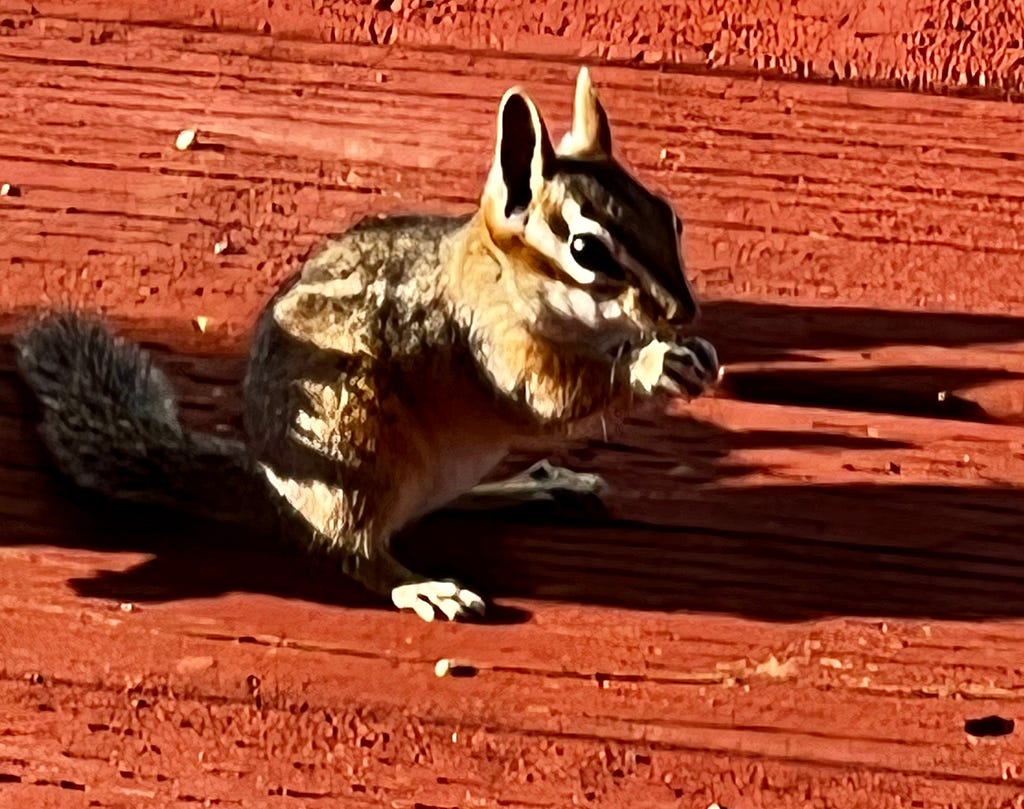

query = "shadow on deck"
[3,300,1024,623]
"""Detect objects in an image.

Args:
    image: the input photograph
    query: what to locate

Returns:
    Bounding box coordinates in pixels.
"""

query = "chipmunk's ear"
[484,88,555,226]
[558,66,612,158]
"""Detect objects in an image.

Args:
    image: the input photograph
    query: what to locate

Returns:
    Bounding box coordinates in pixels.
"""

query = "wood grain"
[4,3,1024,808]
[2,9,1024,334]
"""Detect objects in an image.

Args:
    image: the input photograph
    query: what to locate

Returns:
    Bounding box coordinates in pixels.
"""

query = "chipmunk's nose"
[660,255,700,326]
[642,255,700,326]
[664,278,701,326]
[669,295,700,326]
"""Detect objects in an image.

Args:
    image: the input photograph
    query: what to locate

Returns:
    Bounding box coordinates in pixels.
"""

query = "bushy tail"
[15,312,274,526]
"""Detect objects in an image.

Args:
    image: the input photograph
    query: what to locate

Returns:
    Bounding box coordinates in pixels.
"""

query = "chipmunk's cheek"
[618,287,640,319]
[598,299,622,319]
[617,287,655,332]
[564,287,600,325]
[545,285,599,329]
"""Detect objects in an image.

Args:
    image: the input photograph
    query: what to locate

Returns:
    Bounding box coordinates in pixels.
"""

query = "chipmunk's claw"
[658,336,722,399]
[449,459,608,517]
[391,580,486,622]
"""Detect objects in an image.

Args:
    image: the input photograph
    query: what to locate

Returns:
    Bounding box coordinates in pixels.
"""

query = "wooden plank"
[1,16,1024,333]
[5,328,1024,805]
[4,0,1024,97]
[4,3,1024,808]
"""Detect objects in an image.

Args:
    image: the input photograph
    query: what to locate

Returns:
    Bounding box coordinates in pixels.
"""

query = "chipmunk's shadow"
[4,300,1024,623]
[44,492,542,623]
[45,440,1024,624]
[401,477,1024,622]
[398,300,1024,621]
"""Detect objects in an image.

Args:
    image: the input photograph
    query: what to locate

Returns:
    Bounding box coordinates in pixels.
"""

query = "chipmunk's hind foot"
[391,580,486,622]
[449,459,608,517]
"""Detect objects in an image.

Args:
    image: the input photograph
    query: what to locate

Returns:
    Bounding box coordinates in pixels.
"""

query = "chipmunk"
[16,68,721,622]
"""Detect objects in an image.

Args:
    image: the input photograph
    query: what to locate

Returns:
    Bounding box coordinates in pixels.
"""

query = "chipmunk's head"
[481,67,699,343]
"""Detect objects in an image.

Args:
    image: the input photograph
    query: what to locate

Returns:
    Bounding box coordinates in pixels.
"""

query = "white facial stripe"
[523,214,597,285]
[565,195,697,319]
[525,190,694,319]
[559,196,622,285]
[561,197,608,240]
[562,196,640,272]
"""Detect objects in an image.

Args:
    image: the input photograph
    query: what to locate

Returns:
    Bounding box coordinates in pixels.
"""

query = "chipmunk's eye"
[569,234,626,283]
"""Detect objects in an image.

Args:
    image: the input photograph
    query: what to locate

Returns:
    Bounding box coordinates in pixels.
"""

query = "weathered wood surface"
[3,3,1024,327]
[7,337,1024,808]
[4,2,1024,808]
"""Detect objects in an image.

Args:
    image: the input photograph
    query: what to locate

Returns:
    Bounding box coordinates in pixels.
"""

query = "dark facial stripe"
[547,209,570,241]
[557,158,694,313]
[568,165,673,263]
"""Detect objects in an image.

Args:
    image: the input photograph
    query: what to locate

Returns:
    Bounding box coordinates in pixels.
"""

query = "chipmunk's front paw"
[658,336,722,399]
[391,580,486,622]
